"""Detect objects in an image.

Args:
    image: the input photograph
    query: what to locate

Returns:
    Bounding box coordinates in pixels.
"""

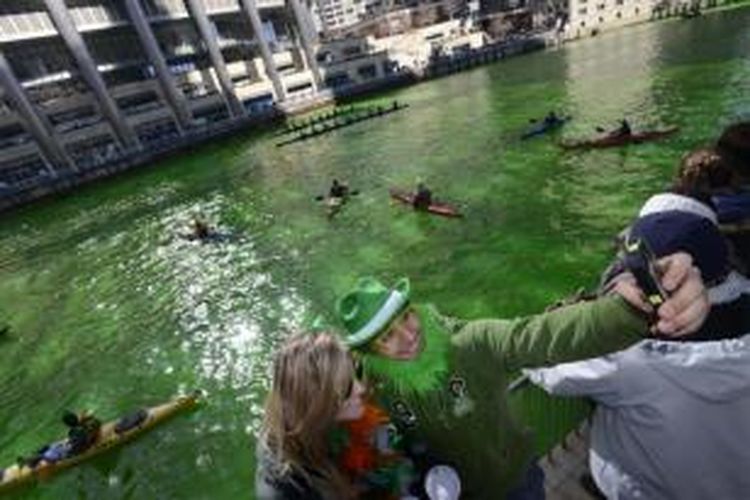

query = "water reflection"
[150,195,307,427]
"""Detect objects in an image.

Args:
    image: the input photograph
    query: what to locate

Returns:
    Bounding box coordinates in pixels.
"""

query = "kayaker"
[334,261,709,498]
[63,410,102,455]
[255,333,419,499]
[413,183,433,211]
[612,119,632,138]
[328,179,349,199]
[191,217,212,240]
[544,111,560,126]
[17,410,102,469]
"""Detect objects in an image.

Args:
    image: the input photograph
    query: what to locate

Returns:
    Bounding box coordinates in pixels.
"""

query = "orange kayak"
[389,189,463,218]
[561,127,678,150]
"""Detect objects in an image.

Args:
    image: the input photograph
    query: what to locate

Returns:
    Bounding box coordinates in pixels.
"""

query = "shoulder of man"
[422,304,466,335]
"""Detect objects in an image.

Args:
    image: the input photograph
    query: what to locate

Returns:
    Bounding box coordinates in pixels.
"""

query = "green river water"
[1,9,750,498]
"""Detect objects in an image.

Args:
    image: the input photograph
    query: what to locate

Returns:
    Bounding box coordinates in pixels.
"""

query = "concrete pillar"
[123,0,193,131]
[0,51,73,173]
[184,0,245,117]
[239,0,286,101]
[287,0,323,90]
[375,60,385,79]
[44,0,140,151]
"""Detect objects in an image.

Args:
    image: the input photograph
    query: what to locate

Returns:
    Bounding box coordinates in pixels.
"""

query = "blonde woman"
[255,333,414,500]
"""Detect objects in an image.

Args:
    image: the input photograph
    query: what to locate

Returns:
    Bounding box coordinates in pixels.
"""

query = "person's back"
[530,321,750,500]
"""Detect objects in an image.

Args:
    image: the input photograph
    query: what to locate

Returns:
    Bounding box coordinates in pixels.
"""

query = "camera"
[622,237,669,307]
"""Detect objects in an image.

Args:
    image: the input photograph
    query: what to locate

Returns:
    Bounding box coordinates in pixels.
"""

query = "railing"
[121,101,164,117]
[0,135,32,150]
[56,116,104,135]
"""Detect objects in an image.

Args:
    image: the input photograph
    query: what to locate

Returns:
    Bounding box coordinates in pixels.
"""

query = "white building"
[312,0,370,32]
[564,0,656,39]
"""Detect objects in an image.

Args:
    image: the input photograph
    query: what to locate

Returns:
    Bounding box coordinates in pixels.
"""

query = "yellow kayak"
[0,391,202,493]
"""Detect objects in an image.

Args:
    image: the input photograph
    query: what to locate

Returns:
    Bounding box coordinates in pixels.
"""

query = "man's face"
[371,308,423,360]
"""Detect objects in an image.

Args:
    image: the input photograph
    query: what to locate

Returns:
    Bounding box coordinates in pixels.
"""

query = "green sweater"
[363,296,647,499]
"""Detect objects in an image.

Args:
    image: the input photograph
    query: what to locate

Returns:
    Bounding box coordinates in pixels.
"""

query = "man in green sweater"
[335,253,707,499]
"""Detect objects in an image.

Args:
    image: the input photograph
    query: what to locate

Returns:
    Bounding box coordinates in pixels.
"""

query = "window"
[288,82,313,93]
[357,64,377,79]
[324,72,351,88]
[342,46,363,57]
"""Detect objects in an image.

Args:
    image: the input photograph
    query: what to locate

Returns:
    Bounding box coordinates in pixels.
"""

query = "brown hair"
[260,333,357,499]
[672,148,736,200]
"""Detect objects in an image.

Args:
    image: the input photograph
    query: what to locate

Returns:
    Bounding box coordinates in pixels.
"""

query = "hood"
[641,333,750,402]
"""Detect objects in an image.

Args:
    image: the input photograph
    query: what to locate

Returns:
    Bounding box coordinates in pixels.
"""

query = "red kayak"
[389,189,463,218]
[560,127,678,150]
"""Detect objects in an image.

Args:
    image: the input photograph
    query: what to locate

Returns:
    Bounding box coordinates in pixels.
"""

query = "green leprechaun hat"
[336,277,411,348]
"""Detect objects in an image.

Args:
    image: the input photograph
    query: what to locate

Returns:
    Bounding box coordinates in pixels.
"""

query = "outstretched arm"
[453,252,709,371]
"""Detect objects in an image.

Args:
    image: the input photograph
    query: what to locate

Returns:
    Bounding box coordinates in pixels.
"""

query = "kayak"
[0,391,202,493]
[560,127,678,150]
[521,117,570,140]
[389,189,463,218]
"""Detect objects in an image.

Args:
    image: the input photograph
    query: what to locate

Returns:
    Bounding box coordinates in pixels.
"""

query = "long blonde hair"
[261,332,357,499]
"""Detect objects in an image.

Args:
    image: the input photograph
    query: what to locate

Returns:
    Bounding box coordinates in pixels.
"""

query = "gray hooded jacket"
[526,279,750,500]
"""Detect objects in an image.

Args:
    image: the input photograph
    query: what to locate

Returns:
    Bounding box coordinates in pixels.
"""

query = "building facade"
[0,0,325,192]
[564,0,656,38]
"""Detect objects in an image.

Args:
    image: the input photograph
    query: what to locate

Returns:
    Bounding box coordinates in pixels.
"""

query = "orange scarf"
[338,402,391,478]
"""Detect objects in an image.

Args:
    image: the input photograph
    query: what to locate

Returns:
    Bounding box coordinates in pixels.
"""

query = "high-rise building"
[0,0,323,190]
[312,0,368,32]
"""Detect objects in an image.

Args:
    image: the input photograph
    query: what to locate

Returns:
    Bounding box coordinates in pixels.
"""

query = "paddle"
[314,190,359,201]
